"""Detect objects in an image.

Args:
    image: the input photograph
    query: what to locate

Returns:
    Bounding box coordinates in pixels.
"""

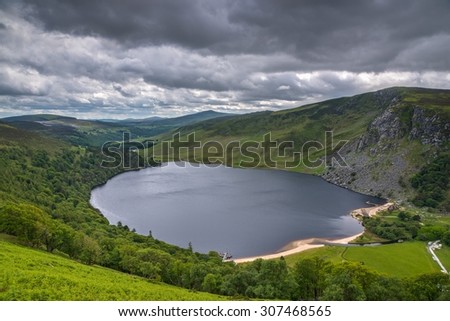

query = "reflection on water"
[90,163,383,258]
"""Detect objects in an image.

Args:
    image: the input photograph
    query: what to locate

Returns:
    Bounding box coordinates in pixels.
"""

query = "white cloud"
[0,65,51,95]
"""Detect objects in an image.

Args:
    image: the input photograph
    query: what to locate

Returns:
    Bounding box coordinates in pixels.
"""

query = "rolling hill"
[2,110,232,146]
[0,237,223,300]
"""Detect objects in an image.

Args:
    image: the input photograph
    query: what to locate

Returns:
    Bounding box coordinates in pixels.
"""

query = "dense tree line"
[0,140,449,300]
[411,153,450,212]
[362,210,421,241]
[362,209,450,246]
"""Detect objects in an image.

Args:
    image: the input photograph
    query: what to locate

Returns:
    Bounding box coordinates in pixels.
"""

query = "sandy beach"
[232,202,394,264]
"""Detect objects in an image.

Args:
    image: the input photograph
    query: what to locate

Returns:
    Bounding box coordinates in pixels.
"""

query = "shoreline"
[232,202,394,264]
[90,162,394,263]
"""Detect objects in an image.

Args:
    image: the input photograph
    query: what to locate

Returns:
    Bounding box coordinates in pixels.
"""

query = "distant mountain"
[1,110,235,146]
[3,114,76,122]
[116,110,232,126]
[161,110,232,125]
[99,116,165,123]
[3,113,109,128]
[2,113,120,146]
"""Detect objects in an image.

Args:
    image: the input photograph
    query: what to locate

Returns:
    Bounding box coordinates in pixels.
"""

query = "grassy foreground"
[0,239,224,301]
[283,241,449,278]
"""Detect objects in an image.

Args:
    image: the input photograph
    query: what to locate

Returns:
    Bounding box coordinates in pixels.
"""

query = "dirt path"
[350,202,394,218]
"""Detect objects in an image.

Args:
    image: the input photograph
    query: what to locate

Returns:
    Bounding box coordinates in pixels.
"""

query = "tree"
[136,248,173,282]
[189,263,209,290]
[31,150,50,168]
[220,269,256,296]
[322,262,381,301]
[202,273,221,293]
[77,235,101,265]
[0,203,48,247]
[417,225,447,241]
[294,257,330,300]
[364,276,411,300]
[442,231,450,247]
[397,211,411,221]
[118,244,141,274]
[139,262,161,280]
[41,220,74,253]
[409,273,450,300]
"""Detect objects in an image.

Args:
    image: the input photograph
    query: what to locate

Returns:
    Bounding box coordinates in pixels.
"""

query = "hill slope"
[0,238,223,300]
[1,111,232,146]
[172,87,449,204]
[116,110,232,126]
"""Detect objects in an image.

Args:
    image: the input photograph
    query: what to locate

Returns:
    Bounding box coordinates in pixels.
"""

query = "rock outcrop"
[409,106,450,146]
[323,91,449,202]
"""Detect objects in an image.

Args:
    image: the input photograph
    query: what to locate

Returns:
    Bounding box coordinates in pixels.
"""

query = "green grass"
[434,245,450,272]
[0,124,67,153]
[0,240,225,301]
[342,242,439,278]
[284,242,442,278]
[283,246,347,266]
[351,230,389,244]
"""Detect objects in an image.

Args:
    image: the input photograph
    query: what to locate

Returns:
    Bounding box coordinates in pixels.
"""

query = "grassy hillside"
[116,110,232,127]
[0,123,67,152]
[154,91,390,173]
[152,87,449,204]
[0,238,223,300]
[176,87,449,143]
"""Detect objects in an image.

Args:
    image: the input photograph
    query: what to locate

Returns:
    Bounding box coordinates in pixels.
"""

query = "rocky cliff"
[323,88,450,202]
[173,86,449,203]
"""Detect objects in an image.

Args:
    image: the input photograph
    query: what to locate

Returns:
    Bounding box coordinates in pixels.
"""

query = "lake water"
[90,163,383,258]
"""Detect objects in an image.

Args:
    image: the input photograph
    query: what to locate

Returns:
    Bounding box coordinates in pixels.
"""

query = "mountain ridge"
[170,87,449,205]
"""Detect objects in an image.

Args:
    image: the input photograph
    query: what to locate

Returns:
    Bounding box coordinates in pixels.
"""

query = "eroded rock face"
[322,95,449,201]
[357,100,448,154]
[409,106,450,146]
[357,104,402,153]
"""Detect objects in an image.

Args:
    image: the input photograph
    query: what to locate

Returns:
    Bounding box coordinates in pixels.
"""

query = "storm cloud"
[0,0,449,118]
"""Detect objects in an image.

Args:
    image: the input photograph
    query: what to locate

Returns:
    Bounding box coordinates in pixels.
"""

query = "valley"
[0,87,449,301]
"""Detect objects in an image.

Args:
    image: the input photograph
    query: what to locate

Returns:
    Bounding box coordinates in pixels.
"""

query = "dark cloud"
[226,0,450,71]
[0,0,449,118]
[22,0,450,71]
[113,84,135,98]
[23,0,235,49]
[0,83,39,96]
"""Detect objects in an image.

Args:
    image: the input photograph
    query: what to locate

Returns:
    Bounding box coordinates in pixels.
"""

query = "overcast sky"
[1,0,449,119]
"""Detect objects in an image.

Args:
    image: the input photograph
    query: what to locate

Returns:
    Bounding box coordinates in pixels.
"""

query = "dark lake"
[90,162,383,258]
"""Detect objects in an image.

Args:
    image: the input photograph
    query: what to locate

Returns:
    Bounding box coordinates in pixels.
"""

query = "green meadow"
[283,242,449,278]
[0,239,224,301]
